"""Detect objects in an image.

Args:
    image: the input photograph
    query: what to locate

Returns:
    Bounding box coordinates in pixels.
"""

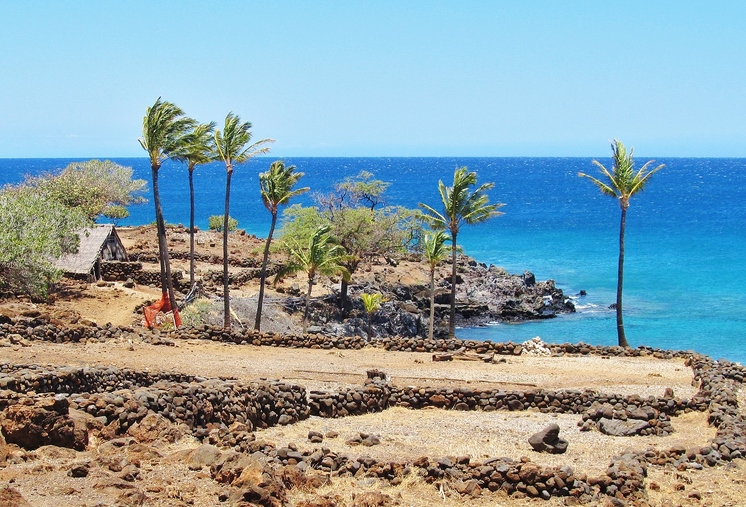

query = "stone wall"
[0,364,308,434]
[101,261,186,290]
[2,315,746,502]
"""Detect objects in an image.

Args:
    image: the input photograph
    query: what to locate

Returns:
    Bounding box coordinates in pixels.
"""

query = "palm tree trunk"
[616,206,629,347]
[303,276,313,334]
[339,279,349,310]
[449,232,458,339]
[429,267,436,340]
[152,166,180,324]
[188,167,195,287]
[223,171,233,330]
[255,213,277,331]
[367,312,373,342]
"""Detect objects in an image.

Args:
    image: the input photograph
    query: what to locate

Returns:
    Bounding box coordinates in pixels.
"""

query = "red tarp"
[143,292,182,328]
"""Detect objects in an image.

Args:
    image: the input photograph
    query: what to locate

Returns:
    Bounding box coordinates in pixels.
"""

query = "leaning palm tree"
[579,140,664,348]
[214,113,273,330]
[255,160,309,331]
[172,122,216,286]
[279,224,350,334]
[419,167,503,338]
[138,98,196,326]
[422,230,450,340]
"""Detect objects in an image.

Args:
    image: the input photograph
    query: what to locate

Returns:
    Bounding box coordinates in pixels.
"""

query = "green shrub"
[180,297,215,327]
[208,215,238,232]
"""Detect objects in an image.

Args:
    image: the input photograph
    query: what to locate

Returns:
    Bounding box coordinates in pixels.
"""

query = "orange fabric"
[143,292,182,328]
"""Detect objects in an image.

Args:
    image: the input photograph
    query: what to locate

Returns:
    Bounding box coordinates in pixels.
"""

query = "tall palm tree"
[279,224,350,334]
[579,140,664,348]
[255,160,309,331]
[214,113,273,330]
[172,122,216,286]
[419,167,503,338]
[138,98,196,326]
[422,230,450,340]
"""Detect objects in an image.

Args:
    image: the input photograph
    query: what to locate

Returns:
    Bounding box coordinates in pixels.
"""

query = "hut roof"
[55,224,120,275]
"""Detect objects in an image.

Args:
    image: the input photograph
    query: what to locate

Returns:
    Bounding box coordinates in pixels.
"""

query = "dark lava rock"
[598,418,650,437]
[528,423,568,454]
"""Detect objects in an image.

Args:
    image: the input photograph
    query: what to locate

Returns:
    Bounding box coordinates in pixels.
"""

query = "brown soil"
[1,226,744,506]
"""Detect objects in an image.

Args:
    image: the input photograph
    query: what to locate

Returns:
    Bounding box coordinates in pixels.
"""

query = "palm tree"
[214,113,273,330]
[360,292,384,341]
[255,160,309,331]
[579,140,664,348]
[138,98,196,326]
[422,230,450,340]
[172,122,216,286]
[279,224,350,333]
[419,167,503,338]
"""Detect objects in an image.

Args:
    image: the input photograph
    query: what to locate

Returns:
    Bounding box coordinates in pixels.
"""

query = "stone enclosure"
[1,315,745,503]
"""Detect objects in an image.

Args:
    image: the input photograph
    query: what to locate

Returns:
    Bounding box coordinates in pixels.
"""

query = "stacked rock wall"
[0,363,308,434]
[3,315,746,502]
[100,261,186,290]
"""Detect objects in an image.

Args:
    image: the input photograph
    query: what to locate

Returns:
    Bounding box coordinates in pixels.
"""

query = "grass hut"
[55,224,128,281]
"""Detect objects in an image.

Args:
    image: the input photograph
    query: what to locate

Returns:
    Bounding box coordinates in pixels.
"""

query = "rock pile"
[521,336,552,356]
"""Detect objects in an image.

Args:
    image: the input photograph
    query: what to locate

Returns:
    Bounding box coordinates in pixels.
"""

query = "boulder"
[528,423,568,454]
[187,444,223,469]
[126,413,183,444]
[598,418,650,437]
[1,396,87,451]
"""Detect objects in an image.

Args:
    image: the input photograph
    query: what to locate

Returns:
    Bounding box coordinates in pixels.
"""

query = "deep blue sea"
[2,157,745,363]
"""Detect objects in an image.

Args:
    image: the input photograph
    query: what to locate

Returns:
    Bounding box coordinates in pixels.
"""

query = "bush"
[208,215,238,232]
[0,185,87,298]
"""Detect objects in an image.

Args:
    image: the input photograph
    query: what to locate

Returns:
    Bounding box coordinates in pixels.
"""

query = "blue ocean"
[2,157,744,363]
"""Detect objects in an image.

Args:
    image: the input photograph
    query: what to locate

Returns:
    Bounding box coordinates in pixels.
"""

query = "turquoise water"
[2,157,744,362]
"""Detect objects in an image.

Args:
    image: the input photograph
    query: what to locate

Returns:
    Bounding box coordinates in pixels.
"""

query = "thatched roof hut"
[55,224,128,281]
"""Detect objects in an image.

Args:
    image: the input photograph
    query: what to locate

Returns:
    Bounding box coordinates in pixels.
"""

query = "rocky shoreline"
[108,225,577,339]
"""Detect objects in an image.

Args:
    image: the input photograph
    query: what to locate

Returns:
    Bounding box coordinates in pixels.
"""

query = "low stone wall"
[0,364,308,434]
[128,251,262,268]
[68,379,307,433]
[101,261,186,290]
[0,363,195,395]
[2,315,746,502]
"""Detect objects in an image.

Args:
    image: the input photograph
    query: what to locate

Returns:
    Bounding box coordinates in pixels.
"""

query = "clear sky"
[1,1,745,158]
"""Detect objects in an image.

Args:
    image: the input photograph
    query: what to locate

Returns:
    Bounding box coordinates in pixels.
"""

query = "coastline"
[1,157,744,363]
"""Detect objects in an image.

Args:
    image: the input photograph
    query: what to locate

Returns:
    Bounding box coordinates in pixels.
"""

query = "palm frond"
[582,140,664,204]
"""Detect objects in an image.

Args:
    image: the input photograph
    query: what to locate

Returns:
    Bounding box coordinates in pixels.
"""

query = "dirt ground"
[1,226,745,506]
[2,338,745,507]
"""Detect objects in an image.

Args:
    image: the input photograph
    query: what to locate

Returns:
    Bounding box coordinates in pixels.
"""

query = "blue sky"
[1,1,745,158]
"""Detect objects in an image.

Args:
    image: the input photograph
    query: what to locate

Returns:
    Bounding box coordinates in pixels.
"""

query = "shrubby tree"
[419,167,503,338]
[280,171,421,310]
[208,214,238,232]
[214,113,273,329]
[0,185,87,298]
[255,160,309,331]
[579,140,663,348]
[27,159,147,221]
